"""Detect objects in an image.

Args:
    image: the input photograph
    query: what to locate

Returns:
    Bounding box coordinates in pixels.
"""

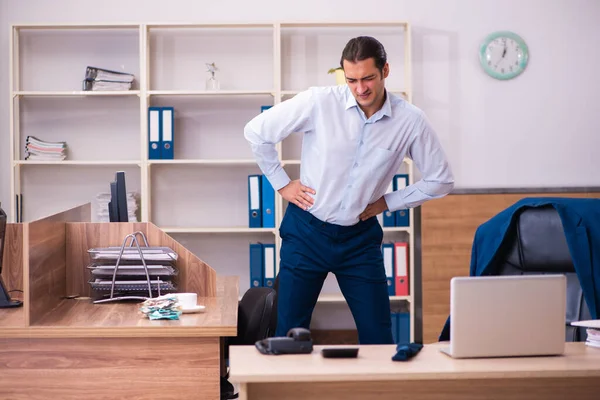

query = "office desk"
[229,343,600,400]
[0,204,239,400]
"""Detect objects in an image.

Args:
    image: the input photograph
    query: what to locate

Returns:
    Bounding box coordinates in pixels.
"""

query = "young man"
[244,36,454,344]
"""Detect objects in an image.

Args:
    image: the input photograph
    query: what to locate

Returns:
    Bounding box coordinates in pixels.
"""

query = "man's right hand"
[279,180,316,210]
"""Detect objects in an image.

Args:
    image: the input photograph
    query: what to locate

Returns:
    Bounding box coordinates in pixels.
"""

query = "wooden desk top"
[229,343,600,383]
[0,276,238,339]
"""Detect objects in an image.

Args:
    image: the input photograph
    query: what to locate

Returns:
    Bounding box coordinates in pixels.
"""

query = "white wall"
[2,0,600,212]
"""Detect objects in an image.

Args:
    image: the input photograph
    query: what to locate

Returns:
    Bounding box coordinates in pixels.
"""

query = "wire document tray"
[88,231,178,304]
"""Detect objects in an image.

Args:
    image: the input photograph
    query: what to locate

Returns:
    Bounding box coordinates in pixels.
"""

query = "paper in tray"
[88,278,177,292]
[87,246,178,263]
[88,263,177,277]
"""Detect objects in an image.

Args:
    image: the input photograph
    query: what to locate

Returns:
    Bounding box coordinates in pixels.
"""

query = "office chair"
[492,205,591,342]
[222,286,277,400]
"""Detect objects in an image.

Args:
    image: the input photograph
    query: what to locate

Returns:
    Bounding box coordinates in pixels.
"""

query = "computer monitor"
[0,206,23,308]
[108,171,129,223]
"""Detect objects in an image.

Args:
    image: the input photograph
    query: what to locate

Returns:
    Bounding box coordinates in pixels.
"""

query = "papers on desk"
[571,320,600,349]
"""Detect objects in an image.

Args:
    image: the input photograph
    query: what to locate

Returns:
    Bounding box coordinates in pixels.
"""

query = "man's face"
[343,58,389,115]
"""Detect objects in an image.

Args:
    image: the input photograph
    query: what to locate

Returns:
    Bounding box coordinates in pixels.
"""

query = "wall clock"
[479,31,529,80]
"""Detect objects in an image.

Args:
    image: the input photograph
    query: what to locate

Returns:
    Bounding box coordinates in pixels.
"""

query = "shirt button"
[359,141,364,146]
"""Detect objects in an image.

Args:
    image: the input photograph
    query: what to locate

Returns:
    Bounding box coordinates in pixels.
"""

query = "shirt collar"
[344,88,393,120]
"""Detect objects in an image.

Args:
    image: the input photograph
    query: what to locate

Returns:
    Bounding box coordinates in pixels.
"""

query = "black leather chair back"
[234,287,277,345]
[494,206,591,341]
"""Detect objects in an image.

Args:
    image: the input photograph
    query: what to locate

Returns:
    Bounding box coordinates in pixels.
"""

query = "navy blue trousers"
[275,204,394,344]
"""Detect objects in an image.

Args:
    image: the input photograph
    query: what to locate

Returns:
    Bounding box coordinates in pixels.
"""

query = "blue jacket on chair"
[439,197,600,341]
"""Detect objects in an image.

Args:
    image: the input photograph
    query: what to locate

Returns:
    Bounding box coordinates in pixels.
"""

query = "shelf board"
[13,90,140,97]
[13,23,141,30]
[148,159,257,165]
[148,90,274,96]
[161,227,276,234]
[317,293,411,303]
[281,22,409,28]
[147,23,276,29]
[15,160,141,166]
[382,226,411,233]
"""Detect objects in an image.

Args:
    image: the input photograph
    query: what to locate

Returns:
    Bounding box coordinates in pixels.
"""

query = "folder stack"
[83,66,135,91]
[378,174,410,227]
[247,175,275,228]
[94,191,139,222]
[24,136,67,161]
[249,243,276,288]
[382,241,409,296]
[148,107,174,159]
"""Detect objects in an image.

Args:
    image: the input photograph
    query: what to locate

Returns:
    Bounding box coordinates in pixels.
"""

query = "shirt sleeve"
[384,113,455,211]
[244,89,315,191]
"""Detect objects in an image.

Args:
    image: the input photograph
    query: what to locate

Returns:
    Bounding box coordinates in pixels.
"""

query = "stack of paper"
[571,320,600,349]
[83,66,135,91]
[586,328,600,349]
[25,136,67,161]
[95,191,139,222]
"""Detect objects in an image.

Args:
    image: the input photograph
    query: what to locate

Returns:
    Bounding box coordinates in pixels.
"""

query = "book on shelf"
[83,66,135,91]
[24,135,67,161]
[95,191,139,222]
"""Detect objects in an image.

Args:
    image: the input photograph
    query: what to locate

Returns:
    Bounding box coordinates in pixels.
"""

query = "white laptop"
[440,275,566,358]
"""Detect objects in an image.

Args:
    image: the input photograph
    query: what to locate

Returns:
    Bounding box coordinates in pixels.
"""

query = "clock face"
[479,31,529,80]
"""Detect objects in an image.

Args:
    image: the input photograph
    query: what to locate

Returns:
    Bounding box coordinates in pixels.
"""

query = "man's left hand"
[359,196,389,221]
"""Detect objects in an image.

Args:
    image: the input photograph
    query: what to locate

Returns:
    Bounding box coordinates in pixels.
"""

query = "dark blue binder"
[261,105,272,113]
[261,175,275,228]
[262,243,276,288]
[249,243,264,288]
[391,312,399,344]
[393,174,410,227]
[248,175,262,228]
[382,243,395,296]
[148,107,161,160]
[160,107,174,159]
[383,209,396,227]
[398,312,410,343]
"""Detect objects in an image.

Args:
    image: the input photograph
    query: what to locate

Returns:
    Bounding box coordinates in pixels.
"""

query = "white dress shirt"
[244,85,454,226]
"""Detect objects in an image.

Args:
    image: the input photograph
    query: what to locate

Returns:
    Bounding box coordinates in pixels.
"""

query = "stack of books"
[571,320,600,348]
[586,328,600,349]
[25,136,67,161]
[95,191,139,222]
[83,66,135,91]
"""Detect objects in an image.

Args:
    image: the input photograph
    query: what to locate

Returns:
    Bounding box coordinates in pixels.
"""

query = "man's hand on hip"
[359,196,388,221]
[279,180,316,210]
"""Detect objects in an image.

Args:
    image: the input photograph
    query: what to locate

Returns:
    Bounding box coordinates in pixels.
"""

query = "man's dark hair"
[340,36,387,73]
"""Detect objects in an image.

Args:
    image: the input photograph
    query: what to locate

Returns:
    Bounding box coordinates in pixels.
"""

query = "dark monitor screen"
[0,206,23,308]
[108,171,129,223]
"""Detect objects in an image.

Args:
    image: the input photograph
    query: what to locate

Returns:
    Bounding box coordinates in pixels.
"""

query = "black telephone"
[255,327,314,355]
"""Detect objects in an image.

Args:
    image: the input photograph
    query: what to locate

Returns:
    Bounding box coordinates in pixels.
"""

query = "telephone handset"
[255,327,314,355]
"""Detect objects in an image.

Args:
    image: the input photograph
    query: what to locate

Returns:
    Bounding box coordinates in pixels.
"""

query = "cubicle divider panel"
[147,223,217,298]
[26,204,91,325]
[2,223,24,301]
